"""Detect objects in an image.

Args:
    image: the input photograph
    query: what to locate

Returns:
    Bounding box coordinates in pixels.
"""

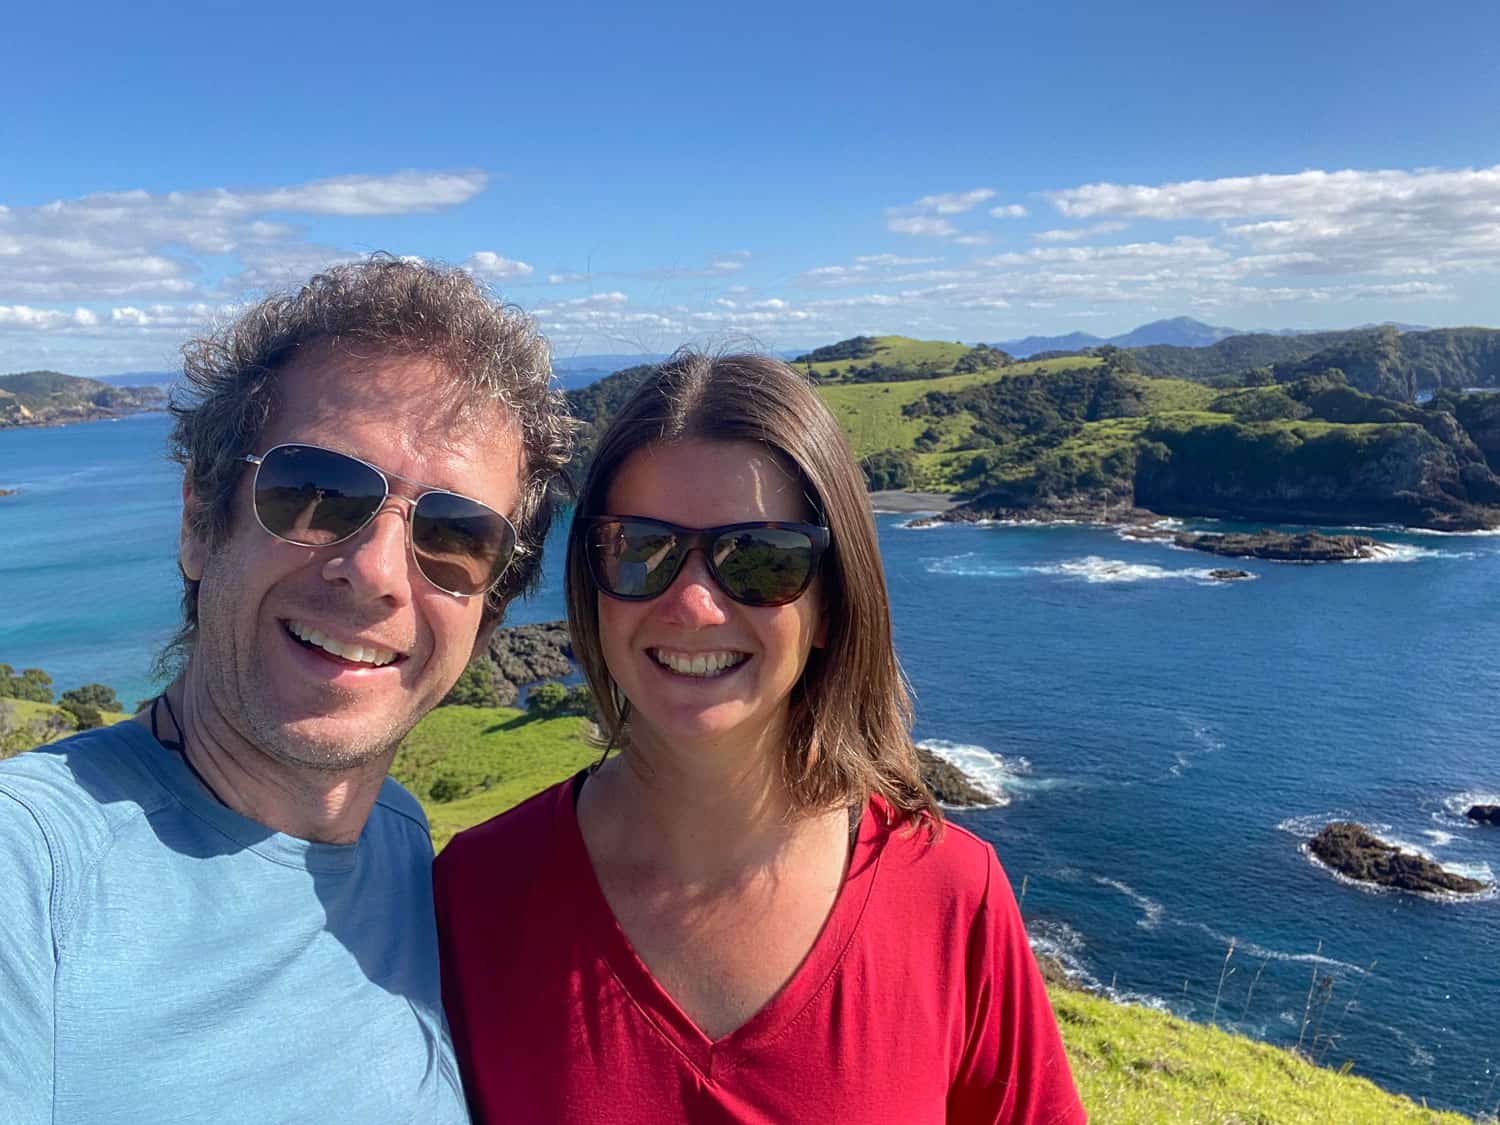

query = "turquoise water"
[2,413,1498,1113]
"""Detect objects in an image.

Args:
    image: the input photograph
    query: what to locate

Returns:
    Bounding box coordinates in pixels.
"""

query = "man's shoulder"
[0,724,172,853]
[372,775,432,835]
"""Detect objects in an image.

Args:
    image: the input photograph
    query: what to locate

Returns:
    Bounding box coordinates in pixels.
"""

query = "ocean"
[2,412,1497,1114]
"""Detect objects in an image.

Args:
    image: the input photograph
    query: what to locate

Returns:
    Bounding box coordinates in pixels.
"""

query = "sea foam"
[916,738,1033,806]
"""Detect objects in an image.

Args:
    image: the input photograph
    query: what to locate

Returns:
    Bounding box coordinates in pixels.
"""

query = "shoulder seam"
[0,783,63,951]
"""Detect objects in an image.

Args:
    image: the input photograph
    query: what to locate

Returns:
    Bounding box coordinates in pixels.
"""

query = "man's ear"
[179,478,208,582]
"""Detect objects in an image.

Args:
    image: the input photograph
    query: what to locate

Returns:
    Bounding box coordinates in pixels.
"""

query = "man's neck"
[133,676,393,846]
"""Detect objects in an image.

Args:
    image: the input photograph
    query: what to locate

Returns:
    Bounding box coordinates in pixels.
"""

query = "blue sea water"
[2,413,1498,1113]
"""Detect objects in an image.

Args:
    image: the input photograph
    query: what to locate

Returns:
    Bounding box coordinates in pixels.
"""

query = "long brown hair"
[564,350,941,830]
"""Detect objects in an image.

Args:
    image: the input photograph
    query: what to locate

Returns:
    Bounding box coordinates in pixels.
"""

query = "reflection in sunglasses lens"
[251,444,514,596]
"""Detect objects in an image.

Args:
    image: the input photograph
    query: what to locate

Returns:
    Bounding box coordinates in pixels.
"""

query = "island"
[0,370,165,429]
[1307,822,1487,895]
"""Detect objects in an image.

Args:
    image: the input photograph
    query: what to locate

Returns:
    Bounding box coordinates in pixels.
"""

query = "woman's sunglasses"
[581,516,830,607]
[241,443,517,597]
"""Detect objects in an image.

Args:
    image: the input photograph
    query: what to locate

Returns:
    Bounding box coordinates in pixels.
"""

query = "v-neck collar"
[555,782,888,1080]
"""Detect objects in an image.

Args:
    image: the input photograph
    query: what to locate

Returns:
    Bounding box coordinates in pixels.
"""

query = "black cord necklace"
[151,693,229,807]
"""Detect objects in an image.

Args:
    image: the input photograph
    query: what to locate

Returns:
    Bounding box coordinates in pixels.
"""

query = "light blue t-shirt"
[0,722,470,1125]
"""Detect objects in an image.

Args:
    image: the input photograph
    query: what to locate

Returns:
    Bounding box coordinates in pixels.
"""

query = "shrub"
[443,659,503,708]
[59,699,103,730]
[526,681,570,716]
[861,450,917,490]
[563,685,598,719]
[428,775,466,803]
[60,683,121,712]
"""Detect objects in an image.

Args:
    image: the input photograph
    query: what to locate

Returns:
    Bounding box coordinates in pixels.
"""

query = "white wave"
[1422,830,1456,847]
[916,738,1031,806]
[1404,525,1500,537]
[1354,542,1476,564]
[1093,876,1165,930]
[1441,790,1500,823]
[923,554,1029,579]
[1024,555,1253,585]
[1187,922,1371,976]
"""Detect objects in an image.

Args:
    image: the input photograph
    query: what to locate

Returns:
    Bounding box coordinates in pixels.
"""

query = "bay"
[1,413,1497,1113]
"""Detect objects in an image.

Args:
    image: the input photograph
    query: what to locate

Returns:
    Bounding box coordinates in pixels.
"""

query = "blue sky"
[4,0,1499,373]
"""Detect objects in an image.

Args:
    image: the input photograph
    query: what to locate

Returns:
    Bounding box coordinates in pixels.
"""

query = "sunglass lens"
[412,492,517,596]
[253,445,385,545]
[588,519,683,598]
[711,527,817,606]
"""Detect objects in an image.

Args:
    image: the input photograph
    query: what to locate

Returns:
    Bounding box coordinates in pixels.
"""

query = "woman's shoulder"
[869,802,1009,908]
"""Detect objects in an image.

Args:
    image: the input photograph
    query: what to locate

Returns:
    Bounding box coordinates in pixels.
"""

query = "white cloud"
[989,203,1028,219]
[913,188,995,215]
[464,251,535,280]
[888,215,959,238]
[1034,221,1127,243]
[854,253,939,267]
[952,233,992,247]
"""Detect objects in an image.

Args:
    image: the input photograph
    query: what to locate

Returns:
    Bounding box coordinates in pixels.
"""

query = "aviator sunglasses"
[582,516,830,607]
[241,443,517,597]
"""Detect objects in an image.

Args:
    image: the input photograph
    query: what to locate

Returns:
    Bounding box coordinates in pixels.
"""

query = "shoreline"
[867,489,961,513]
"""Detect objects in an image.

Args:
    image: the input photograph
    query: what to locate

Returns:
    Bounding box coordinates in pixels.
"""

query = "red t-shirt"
[434,779,1085,1124]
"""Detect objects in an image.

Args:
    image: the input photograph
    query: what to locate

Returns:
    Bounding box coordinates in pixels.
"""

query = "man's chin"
[249,714,411,773]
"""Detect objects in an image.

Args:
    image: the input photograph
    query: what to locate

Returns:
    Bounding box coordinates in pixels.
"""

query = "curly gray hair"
[163,253,575,664]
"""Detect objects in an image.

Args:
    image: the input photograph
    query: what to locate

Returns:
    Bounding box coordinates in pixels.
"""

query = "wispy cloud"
[989,203,1028,219]
[914,188,996,215]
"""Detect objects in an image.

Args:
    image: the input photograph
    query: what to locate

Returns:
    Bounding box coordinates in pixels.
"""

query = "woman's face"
[595,439,826,760]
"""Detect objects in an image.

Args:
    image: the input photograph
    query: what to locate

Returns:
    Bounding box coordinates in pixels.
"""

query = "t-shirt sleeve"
[947,846,1087,1125]
[0,788,58,1124]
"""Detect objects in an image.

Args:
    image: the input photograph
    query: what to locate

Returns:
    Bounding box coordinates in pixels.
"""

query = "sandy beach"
[866,490,961,513]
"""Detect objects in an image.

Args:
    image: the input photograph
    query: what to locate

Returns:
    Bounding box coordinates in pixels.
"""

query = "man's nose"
[323,501,414,603]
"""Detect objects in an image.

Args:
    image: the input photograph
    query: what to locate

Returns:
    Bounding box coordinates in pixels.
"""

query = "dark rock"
[486,620,575,691]
[1465,804,1500,825]
[0,488,13,498]
[1175,530,1381,562]
[1208,569,1253,580]
[1308,822,1487,895]
[916,747,994,807]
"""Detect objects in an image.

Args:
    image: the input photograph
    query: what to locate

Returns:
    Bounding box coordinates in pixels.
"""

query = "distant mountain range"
[993,317,1432,358]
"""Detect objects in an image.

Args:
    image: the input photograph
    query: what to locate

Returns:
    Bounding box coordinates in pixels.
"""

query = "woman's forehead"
[604,439,810,523]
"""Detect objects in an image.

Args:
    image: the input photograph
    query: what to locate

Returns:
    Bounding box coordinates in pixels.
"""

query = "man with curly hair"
[0,256,573,1124]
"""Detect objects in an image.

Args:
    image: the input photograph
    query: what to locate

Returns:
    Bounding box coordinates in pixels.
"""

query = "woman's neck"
[582,725,821,885]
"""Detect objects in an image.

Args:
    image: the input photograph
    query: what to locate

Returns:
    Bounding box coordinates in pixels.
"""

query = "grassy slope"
[798,335,974,382]
[816,355,1107,469]
[404,713,1473,1122]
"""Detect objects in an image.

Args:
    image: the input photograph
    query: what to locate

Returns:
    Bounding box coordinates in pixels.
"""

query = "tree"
[442,659,503,708]
[526,681,570,717]
[61,683,122,712]
[0,665,54,704]
[59,699,103,730]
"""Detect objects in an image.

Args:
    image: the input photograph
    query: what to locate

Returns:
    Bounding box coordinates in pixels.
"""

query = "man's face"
[181,348,523,770]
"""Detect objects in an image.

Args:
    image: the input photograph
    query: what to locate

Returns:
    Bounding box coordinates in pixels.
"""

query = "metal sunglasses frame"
[240,442,517,598]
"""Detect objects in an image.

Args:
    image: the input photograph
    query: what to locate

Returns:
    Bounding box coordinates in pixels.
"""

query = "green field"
[815,354,1103,467]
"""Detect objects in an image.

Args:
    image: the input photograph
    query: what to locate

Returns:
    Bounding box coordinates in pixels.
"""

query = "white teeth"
[653,649,746,677]
[287,621,398,667]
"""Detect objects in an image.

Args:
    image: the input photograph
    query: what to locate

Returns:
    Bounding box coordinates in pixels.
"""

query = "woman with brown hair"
[434,351,1084,1124]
